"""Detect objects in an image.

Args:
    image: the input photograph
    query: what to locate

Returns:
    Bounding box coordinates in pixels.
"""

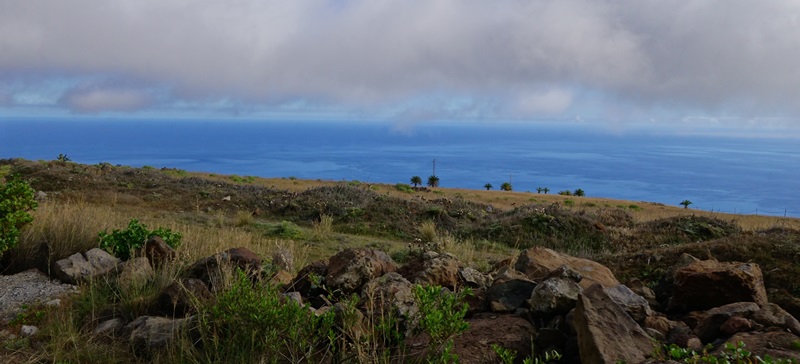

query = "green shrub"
[197,270,336,363]
[394,183,414,193]
[413,285,471,363]
[0,176,38,256]
[98,219,182,260]
[270,220,304,240]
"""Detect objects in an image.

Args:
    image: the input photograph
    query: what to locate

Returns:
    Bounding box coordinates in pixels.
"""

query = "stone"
[643,315,673,336]
[326,248,397,295]
[527,277,582,316]
[458,267,492,290]
[140,236,176,266]
[719,316,754,336]
[35,190,47,201]
[752,302,800,335]
[154,278,213,317]
[515,247,620,289]
[285,260,328,308]
[271,248,294,272]
[669,260,768,312]
[627,278,660,310]
[283,291,304,306]
[54,248,121,284]
[117,257,154,287]
[487,268,536,313]
[0,269,78,324]
[545,265,583,283]
[692,302,760,343]
[187,247,263,289]
[769,288,800,321]
[361,272,418,335]
[604,284,653,323]
[398,251,461,289]
[122,315,194,355]
[720,331,800,361]
[20,325,38,337]
[93,318,125,340]
[572,284,654,364]
[270,269,294,286]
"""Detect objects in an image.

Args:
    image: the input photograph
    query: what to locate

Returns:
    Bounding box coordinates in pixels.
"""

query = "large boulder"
[692,302,760,343]
[752,303,800,335]
[187,247,263,289]
[122,315,195,355]
[154,278,214,318]
[487,268,536,313]
[325,248,397,295]
[53,248,121,284]
[669,260,768,312]
[527,277,582,316]
[604,284,653,323]
[398,251,461,289]
[458,267,492,290]
[515,247,619,289]
[572,284,654,364]
[361,272,418,336]
[140,236,176,266]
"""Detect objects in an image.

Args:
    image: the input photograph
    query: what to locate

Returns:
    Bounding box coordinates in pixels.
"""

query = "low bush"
[0,176,38,256]
[98,219,182,260]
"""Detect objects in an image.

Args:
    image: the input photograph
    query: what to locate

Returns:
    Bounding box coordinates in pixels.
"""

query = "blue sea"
[1,118,798,217]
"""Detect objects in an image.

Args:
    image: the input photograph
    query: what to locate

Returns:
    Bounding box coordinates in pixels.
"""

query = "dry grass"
[311,214,334,240]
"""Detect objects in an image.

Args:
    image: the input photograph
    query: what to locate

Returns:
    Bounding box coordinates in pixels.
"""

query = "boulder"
[692,302,760,343]
[527,277,582,316]
[604,284,653,323]
[572,284,654,364]
[93,318,125,341]
[721,331,800,361]
[154,278,214,317]
[285,260,328,308]
[627,278,660,310]
[515,247,619,289]
[117,257,154,287]
[122,315,194,355]
[487,268,536,313]
[752,303,800,335]
[140,236,176,266]
[187,247,263,289]
[669,260,767,312]
[719,316,754,336]
[361,272,418,335]
[458,267,492,290]
[326,248,397,295]
[398,251,461,289]
[54,248,121,284]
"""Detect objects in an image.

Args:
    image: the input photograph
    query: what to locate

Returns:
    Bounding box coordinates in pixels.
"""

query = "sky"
[2,1,800,135]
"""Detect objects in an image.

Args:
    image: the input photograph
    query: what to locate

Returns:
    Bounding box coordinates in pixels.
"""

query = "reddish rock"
[187,247,263,289]
[154,278,213,317]
[398,251,461,289]
[692,302,760,343]
[515,247,619,289]
[752,303,800,335]
[572,284,654,364]
[720,316,754,336]
[325,248,397,295]
[141,236,176,266]
[669,260,768,312]
[285,260,328,308]
[720,331,800,361]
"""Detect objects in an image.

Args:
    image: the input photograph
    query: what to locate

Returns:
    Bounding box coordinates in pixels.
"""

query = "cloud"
[1,1,799,124]
[0,91,11,106]
[60,87,152,113]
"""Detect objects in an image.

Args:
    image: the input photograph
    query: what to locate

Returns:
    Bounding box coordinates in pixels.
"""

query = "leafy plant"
[0,176,38,256]
[98,219,182,260]
[680,199,693,209]
[427,175,440,188]
[484,183,493,190]
[413,285,471,363]
[410,176,423,187]
[501,182,513,191]
[269,220,304,240]
[57,153,71,162]
[558,190,572,196]
[574,188,585,197]
[395,183,414,193]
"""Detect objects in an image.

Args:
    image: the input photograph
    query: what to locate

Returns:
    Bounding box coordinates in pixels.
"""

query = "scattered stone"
[283,291,304,306]
[53,248,121,284]
[326,248,397,295]
[117,257,154,287]
[187,247,263,289]
[398,251,461,289]
[719,316,754,336]
[515,247,620,289]
[122,315,194,355]
[285,260,328,308]
[604,284,653,323]
[527,276,582,316]
[35,190,47,201]
[93,318,125,340]
[752,303,800,335]
[361,272,418,335]
[487,267,536,313]
[458,267,492,290]
[627,278,660,310]
[669,260,768,312]
[222,195,231,201]
[141,236,176,266]
[20,325,39,337]
[643,315,673,336]
[572,284,654,364]
[0,269,78,324]
[154,278,214,318]
[692,302,760,343]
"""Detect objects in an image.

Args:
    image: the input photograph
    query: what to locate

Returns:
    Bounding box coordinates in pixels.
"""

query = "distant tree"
[410,176,422,187]
[57,153,71,162]
[536,187,543,194]
[484,183,493,190]
[558,190,572,196]
[680,200,693,209]
[427,175,440,188]
[574,188,585,197]
[543,187,550,194]
[500,182,512,191]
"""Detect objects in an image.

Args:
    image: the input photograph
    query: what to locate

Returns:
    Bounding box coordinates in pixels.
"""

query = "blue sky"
[2,1,800,136]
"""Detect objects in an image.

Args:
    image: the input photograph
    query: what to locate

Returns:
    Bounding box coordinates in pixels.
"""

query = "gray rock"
[361,272,418,335]
[528,277,582,316]
[122,315,194,355]
[54,248,121,284]
[604,284,653,323]
[0,269,78,324]
[283,291,304,306]
[93,318,125,339]
[20,325,38,337]
[459,267,492,290]
[488,267,536,313]
[326,248,397,295]
[117,257,154,287]
[752,303,800,335]
[271,248,294,272]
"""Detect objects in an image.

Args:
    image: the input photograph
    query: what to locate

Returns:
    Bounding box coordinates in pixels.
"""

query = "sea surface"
[1,118,798,217]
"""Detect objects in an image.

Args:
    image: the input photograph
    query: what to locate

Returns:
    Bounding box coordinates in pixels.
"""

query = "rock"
[669,260,768,312]
[326,248,397,295]
[769,288,800,321]
[122,315,194,355]
[154,278,214,317]
[720,331,800,361]
[141,236,176,266]
[719,316,754,336]
[487,268,536,313]
[752,303,800,335]
[283,291,304,306]
[270,269,294,286]
[515,247,620,289]
[692,302,760,343]
[271,248,294,272]
[117,257,154,287]
[20,325,38,337]
[572,284,654,364]
[604,284,653,323]
[627,278,660,310]
[187,247,263,289]
[464,288,489,316]
[361,272,418,335]
[458,267,492,290]
[644,315,674,336]
[35,190,47,201]
[527,277,582,316]
[93,318,125,340]
[54,248,121,284]
[0,269,78,324]
[398,251,461,289]
[285,260,328,308]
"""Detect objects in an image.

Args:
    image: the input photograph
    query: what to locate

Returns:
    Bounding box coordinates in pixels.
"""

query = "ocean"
[1,118,798,217]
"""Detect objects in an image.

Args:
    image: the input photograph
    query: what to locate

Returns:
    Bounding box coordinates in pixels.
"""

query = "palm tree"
[484,183,493,190]
[536,187,543,194]
[680,200,693,209]
[543,187,550,194]
[427,175,440,188]
[410,176,422,187]
[574,188,585,197]
[500,182,512,191]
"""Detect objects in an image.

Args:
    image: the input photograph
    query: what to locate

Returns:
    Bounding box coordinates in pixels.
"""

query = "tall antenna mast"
[432,158,436,176]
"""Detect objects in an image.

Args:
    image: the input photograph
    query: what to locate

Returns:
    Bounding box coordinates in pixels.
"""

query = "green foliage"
[501,182,513,191]
[410,175,423,187]
[484,183,493,190]
[574,188,585,197]
[395,183,414,193]
[543,187,550,194]
[230,175,257,183]
[427,175,440,188]
[492,344,562,364]
[161,167,188,178]
[57,153,71,162]
[680,199,693,209]
[98,219,182,260]
[563,199,575,206]
[269,220,304,239]
[654,341,796,364]
[0,176,38,256]
[413,285,471,363]
[558,190,572,196]
[197,270,337,363]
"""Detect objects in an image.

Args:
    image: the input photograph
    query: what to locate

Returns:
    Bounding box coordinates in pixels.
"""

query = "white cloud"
[0,0,799,125]
[60,88,152,113]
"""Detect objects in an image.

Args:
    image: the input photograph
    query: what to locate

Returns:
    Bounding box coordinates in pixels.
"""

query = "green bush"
[98,219,182,260]
[269,220,304,240]
[0,176,38,256]
[413,285,471,363]
[394,183,414,193]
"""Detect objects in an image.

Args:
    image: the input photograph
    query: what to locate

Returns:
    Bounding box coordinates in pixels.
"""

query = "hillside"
[2,157,800,363]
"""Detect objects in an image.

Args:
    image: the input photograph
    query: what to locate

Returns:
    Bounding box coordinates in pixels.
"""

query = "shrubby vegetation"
[98,219,182,261]
[0,175,37,256]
